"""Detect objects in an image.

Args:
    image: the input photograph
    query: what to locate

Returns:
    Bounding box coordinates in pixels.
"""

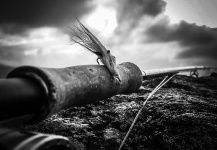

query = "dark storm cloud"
[116,0,166,24]
[146,20,217,62]
[146,21,217,45]
[113,0,167,43]
[0,0,94,34]
[178,42,217,60]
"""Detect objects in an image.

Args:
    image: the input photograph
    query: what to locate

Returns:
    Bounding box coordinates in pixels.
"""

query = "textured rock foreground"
[24,75,217,150]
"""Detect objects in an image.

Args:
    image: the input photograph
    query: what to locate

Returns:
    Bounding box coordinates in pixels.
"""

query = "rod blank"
[0,78,44,121]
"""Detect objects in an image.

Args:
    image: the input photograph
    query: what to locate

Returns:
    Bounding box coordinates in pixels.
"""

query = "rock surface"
[24,75,217,150]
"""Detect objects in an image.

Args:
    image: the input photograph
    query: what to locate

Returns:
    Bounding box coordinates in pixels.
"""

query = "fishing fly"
[70,18,121,82]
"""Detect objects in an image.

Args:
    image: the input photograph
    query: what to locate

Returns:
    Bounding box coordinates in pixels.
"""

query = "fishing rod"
[0,62,216,150]
[142,66,216,79]
[1,63,215,123]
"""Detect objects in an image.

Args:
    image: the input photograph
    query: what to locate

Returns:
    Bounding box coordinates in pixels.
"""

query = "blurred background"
[0,0,217,78]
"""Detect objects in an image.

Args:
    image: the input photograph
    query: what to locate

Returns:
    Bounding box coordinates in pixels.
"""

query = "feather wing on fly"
[70,25,102,65]
[70,18,121,82]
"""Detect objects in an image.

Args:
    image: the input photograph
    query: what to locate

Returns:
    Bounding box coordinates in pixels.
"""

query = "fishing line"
[118,74,176,150]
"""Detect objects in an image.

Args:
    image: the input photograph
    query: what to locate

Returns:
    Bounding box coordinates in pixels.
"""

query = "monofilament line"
[118,74,176,150]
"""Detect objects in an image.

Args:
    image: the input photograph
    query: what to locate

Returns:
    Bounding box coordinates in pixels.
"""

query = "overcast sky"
[0,0,217,71]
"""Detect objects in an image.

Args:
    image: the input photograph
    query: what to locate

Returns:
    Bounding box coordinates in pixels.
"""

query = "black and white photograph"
[0,0,217,149]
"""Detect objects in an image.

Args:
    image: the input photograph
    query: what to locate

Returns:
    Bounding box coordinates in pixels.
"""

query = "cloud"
[0,27,62,65]
[146,20,217,45]
[0,0,95,34]
[178,42,217,60]
[109,0,217,67]
[146,19,217,64]
[0,0,97,67]
[0,44,28,65]
[113,0,166,38]
[0,25,100,68]
[116,0,166,23]
[0,0,216,71]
